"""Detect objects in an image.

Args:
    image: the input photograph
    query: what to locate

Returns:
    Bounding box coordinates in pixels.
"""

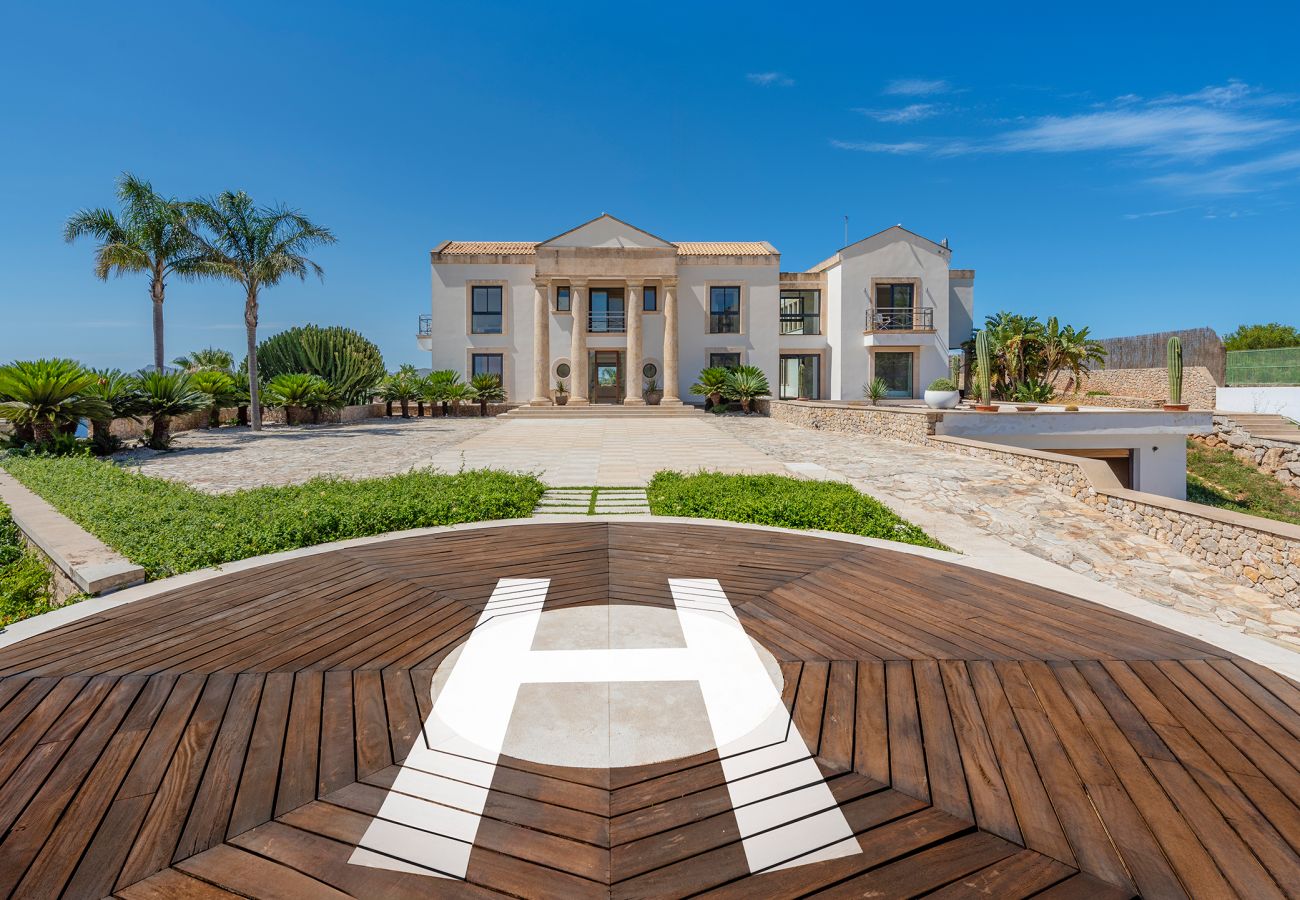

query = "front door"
[591,350,624,403]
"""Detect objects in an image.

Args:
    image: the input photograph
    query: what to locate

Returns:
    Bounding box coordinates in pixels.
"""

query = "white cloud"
[1121,207,1192,220]
[883,78,950,96]
[830,139,928,154]
[1148,148,1300,194]
[856,103,938,123]
[747,72,793,87]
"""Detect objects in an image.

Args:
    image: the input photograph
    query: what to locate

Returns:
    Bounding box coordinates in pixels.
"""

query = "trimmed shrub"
[646,471,946,550]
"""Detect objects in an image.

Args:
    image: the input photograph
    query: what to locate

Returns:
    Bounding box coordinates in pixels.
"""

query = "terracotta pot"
[554,394,569,406]
[644,391,662,406]
[1162,403,1189,411]
[974,405,999,412]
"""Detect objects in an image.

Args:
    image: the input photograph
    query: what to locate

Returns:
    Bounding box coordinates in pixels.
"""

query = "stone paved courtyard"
[117,412,1298,648]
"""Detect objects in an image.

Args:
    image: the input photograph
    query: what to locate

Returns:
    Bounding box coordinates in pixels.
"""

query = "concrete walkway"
[709,416,1300,649]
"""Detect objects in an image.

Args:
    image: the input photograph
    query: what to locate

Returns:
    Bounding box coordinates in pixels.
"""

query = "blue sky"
[3,0,1299,371]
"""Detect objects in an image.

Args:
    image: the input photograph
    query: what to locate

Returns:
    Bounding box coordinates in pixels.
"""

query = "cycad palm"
[64,173,202,371]
[0,359,111,444]
[186,191,336,430]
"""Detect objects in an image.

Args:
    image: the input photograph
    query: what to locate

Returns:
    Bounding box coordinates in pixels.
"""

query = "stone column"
[530,277,551,405]
[661,278,682,405]
[623,280,645,405]
[568,280,590,405]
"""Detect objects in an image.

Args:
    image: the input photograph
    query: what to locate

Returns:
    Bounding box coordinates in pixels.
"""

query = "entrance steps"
[1217,412,1300,444]
[503,404,705,419]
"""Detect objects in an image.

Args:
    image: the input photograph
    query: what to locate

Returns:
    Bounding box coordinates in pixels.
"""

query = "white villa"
[418,214,975,406]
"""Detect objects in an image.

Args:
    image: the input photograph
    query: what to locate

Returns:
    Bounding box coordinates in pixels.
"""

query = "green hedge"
[646,471,947,550]
[0,501,56,626]
[1,456,545,579]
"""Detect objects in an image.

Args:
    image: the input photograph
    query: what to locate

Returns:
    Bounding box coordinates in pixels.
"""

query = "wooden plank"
[173,842,351,900]
[353,668,393,777]
[853,661,888,784]
[939,660,1021,844]
[226,670,292,839]
[318,669,355,795]
[886,659,929,802]
[913,659,973,822]
[275,669,323,817]
[819,659,856,773]
[115,866,247,899]
[924,848,1076,899]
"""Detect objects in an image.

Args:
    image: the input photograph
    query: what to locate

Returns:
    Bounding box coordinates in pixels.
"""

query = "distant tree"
[1222,323,1300,352]
[173,347,235,372]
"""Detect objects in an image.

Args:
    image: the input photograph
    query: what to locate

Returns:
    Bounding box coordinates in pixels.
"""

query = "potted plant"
[553,379,569,406]
[643,376,663,405]
[973,329,998,412]
[690,366,730,409]
[722,365,770,414]
[1163,336,1189,411]
[924,378,960,409]
[864,377,888,405]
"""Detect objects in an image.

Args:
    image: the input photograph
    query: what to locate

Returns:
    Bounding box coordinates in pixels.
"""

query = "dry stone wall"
[1195,415,1300,488]
[1054,366,1217,409]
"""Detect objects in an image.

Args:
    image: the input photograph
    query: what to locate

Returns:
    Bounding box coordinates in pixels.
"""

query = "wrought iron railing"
[866,306,934,331]
[418,314,432,336]
[588,311,626,333]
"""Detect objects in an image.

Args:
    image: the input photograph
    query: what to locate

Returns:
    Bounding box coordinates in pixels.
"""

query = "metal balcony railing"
[588,311,626,333]
[866,306,934,331]
[418,314,432,336]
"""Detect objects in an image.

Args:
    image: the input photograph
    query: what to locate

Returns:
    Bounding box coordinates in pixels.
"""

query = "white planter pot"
[924,389,961,409]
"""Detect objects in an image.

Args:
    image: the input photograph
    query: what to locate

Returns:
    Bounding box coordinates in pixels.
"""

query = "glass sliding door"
[779,354,820,399]
[590,350,624,403]
[588,289,625,333]
[874,351,914,398]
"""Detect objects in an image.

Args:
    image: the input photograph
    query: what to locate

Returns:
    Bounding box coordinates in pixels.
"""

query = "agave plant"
[689,367,731,408]
[189,370,242,428]
[0,359,111,445]
[263,372,339,425]
[82,368,144,453]
[470,373,506,417]
[379,365,422,418]
[721,365,770,414]
[864,377,888,406]
[132,370,207,450]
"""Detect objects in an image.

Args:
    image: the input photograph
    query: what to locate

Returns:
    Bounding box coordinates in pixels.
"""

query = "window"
[709,286,740,333]
[875,283,913,310]
[471,285,503,334]
[471,353,504,380]
[555,362,571,379]
[709,352,741,369]
[642,362,658,380]
[642,286,657,312]
[779,290,821,335]
[780,355,821,399]
[874,351,914,398]
[555,286,570,312]
[589,289,625,333]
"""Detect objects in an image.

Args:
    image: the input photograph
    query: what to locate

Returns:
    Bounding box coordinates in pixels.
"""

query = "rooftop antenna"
[843,215,849,248]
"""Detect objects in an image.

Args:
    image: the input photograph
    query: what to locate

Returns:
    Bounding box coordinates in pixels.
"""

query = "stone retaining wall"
[1193,415,1300,488]
[1054,366,1217,409]
[110,403,388,440]
[768,400,1300,614]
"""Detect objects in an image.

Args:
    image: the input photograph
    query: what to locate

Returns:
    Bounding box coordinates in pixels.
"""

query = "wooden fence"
[1097,327,1225,385]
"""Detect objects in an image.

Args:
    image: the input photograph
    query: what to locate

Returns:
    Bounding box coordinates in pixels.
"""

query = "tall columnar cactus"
[975,329,992,405]
[1167,336,1183,405]
[949,354,961,387]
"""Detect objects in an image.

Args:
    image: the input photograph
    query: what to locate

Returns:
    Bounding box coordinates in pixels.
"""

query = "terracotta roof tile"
[436,240,776,257]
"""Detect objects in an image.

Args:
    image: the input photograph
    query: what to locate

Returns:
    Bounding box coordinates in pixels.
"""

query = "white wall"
[676,263,780,403]
[1216,387,1300,422]
[948,277,974,348]
[430,263,535,402]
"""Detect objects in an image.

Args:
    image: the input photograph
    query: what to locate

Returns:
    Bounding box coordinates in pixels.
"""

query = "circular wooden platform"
[0,520,1296,898]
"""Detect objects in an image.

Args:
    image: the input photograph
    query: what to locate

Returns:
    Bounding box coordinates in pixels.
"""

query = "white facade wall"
[676,263,780,402]
[1216,386,1300,422]
[429,262,535,403]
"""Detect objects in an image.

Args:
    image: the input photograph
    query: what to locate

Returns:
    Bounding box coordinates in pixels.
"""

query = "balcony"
[418,314,432,337]
[865,306,934,332]
[588,311,626,333]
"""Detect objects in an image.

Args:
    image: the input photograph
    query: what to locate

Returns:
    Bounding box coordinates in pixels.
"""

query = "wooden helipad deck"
[0,521,1297,898]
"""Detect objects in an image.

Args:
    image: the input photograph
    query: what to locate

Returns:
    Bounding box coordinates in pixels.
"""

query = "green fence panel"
[1226,347,1300,385]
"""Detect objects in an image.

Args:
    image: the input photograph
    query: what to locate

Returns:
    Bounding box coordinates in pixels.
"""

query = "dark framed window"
[471,285,503,334]
[589,288,625,333]
[780,354,821,399]
[555,361,571,379]
[875,283,914,310]
[470,353,504,379]
[709,286,740,333]
[642,362,658,380]
[555,286,570,312]
[710,352,741,369]
[779,290,821,335]
[642,286,657,312]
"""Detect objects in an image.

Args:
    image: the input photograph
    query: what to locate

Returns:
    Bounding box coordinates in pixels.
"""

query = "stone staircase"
[504,404,705,419]
[1218,412,1300,444]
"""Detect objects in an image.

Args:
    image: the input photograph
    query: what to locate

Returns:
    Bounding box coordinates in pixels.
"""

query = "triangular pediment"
[538,214,675,250]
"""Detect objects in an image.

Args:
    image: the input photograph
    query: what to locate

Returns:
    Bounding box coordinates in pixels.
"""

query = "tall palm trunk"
[151,270,166,372]
[244,288,262,431]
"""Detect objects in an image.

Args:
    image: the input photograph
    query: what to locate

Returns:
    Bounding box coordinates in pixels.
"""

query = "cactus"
[948,355,961,389]
[256,325,386,405]
[1167,336,1183,405]
[975,329,992,405]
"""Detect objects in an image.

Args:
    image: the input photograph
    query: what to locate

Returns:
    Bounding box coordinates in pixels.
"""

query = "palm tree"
[186,191,336,431]
[470,373,506,417]
[380,365,422,418]
[0,359,111,444]
[132,370,207,449]
[82,368,144,453]
[64,174,203,371]
[173,347,234,373]
[425,369,462,417]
